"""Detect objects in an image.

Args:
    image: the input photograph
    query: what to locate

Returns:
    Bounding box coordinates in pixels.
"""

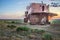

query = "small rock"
[28,35,37,39]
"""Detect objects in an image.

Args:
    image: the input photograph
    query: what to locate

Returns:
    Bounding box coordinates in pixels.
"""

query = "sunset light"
[0,0,60,19]
[49,7,60,19]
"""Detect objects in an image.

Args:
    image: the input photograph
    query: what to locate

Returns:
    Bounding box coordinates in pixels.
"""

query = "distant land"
[0,19,23,20]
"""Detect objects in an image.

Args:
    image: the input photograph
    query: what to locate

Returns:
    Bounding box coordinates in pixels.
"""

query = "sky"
[0,0,60,19]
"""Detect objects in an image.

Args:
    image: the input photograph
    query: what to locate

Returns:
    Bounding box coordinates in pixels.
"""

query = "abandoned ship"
[24,3,57,25]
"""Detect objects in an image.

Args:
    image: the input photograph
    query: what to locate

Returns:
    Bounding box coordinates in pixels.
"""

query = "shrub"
[39,30,45,34]
[34,29,39,33]
[34,29,45,34]
[11,21,15,23]
[16,26,30,32]
[42,33,53,40]
[7,25,16,29]
[50,19,60,26]
[49,19,60,31]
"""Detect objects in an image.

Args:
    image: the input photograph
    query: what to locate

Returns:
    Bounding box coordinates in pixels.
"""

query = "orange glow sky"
[49,7,60,19]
